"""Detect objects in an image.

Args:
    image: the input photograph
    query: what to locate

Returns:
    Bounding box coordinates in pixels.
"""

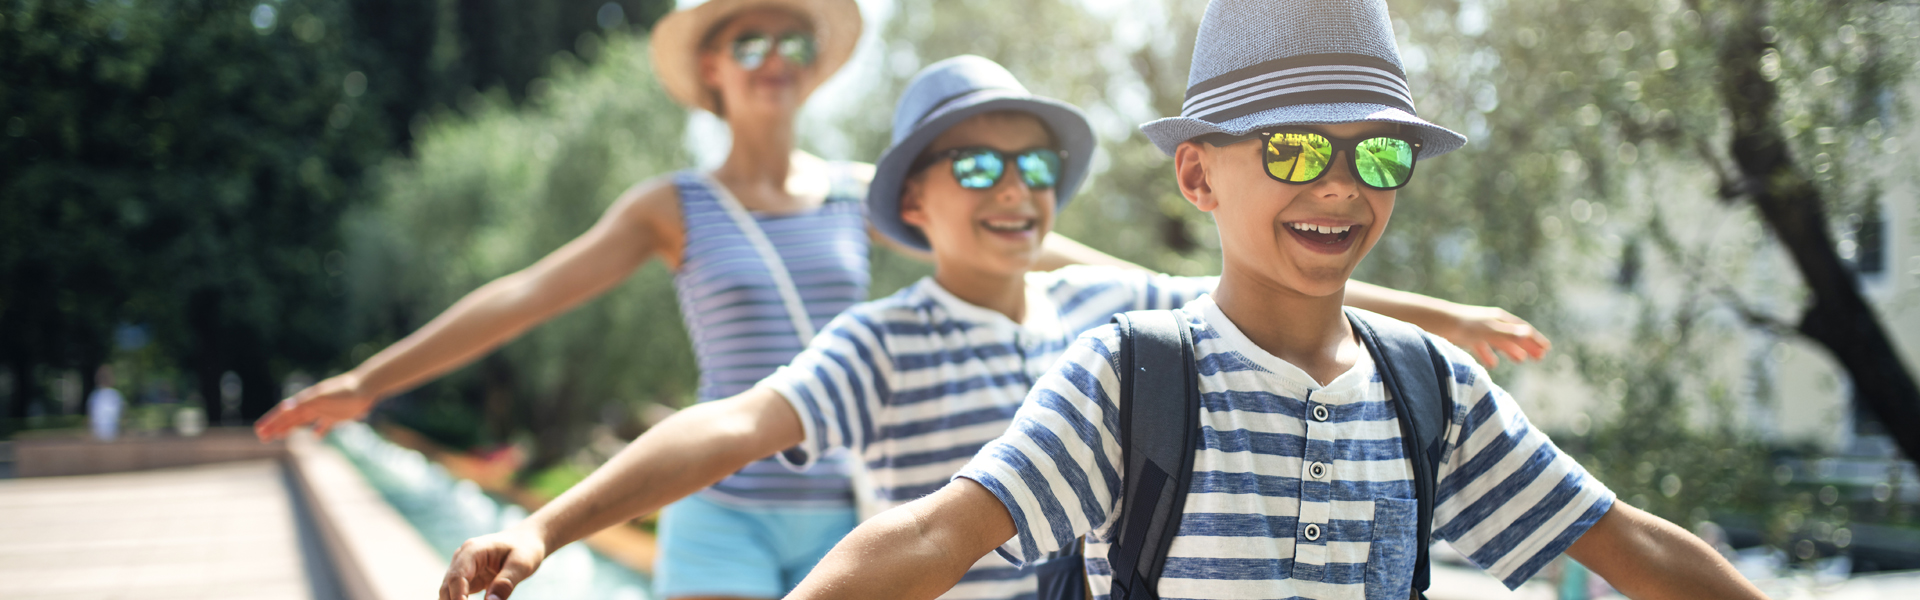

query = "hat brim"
[1140,103,1467,159]
[650,0,862,113]
[869,93,1096,252]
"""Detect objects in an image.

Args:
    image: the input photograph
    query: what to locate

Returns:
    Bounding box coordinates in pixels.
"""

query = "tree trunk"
[1715,0,1920,462]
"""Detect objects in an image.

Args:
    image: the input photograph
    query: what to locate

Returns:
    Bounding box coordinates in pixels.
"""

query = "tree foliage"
[0,0,671,428]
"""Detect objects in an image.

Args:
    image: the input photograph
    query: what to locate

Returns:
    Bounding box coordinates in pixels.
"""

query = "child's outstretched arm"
[1566,502,1767,600]
[438,387,804,600]
[788,478,1015,600]
[1344,280,1551,367]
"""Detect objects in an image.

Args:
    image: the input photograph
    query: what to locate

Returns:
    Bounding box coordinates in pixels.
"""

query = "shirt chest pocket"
[1364,498,1419,600]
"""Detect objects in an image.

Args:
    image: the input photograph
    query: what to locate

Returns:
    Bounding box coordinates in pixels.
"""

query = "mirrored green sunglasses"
[910,147,1064,190]
[1205,130,1421,190]
[732,31,817,70]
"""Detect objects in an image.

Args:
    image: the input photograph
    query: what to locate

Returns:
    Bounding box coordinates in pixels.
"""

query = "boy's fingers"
[484,550,539,600]
[1472,343,1500,369]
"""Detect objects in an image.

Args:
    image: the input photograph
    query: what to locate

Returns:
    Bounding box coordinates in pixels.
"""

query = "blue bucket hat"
[1139,0,1467,159]
[869,55,1096,252]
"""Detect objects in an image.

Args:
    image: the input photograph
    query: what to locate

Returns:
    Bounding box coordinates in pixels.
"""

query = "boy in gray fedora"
[439,52,1558,600]
[787,1,1769,599]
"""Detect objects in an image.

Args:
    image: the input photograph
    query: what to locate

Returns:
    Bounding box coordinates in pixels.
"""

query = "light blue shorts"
[653,494,858,599]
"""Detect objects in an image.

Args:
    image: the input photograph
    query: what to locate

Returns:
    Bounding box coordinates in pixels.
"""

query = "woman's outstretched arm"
[255,179,682,441]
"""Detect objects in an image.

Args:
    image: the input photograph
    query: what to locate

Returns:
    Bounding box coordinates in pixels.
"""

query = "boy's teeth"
[985,219,1034,231]
[1289,222,1353,234]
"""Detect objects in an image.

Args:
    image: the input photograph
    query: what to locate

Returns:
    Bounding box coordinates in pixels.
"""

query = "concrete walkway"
[0,460,337,600]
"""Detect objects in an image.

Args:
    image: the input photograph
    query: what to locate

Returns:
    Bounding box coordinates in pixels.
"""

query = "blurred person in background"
[260,1,1550,598]
[87,365,124,441]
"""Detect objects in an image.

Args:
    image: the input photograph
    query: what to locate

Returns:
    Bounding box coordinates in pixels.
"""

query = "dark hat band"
[1181,53,1414,123]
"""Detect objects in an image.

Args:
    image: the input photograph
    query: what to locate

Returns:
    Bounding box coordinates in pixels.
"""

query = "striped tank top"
[672,165,869,508]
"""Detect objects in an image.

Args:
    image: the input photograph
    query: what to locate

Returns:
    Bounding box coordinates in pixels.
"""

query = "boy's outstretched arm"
[1566,502,1767,600]
[1344,280,1552,367]
[788,478,1015,600]
[439,387,804,600]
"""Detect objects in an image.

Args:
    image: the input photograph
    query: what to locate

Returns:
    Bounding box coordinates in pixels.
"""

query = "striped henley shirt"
[763,265,1215,600]
[956,296,1615,600]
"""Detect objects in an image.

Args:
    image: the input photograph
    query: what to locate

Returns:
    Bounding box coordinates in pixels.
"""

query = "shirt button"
[1303,523,1322,541]
[1311,405,1330,421]
[1309,461,1328,480]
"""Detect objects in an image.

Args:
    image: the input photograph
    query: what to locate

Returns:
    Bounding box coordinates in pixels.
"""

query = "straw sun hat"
[648,0,862,113]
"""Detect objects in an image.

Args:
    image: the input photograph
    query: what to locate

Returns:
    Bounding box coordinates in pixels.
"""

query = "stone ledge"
[13,428,285,477]
[285,430,444,600]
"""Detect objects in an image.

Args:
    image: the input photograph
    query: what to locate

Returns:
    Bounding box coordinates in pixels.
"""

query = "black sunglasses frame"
[731,31,817,70]
[1200,129,1423,190]
[908,146,1067,190]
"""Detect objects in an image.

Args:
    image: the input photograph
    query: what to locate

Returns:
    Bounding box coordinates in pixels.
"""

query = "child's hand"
[253,373,377,442]
[440,527,550,600]
[1437,305,1551,368]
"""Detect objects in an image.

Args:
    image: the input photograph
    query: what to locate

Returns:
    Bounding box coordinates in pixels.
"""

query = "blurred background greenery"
[4,0,1918,578]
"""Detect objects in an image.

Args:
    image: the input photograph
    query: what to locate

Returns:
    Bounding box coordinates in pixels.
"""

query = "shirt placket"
[1293,388,1336,582]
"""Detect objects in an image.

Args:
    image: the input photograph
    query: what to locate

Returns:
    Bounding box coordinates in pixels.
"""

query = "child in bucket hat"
[436,51,1565,600]
[786,1,1770,599]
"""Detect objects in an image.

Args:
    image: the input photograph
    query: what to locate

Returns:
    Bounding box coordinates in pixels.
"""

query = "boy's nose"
[992,172,1033,204]
[1312,152,1361,200]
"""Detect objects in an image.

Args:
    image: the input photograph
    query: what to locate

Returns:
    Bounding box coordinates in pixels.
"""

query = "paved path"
[0,460,335,600]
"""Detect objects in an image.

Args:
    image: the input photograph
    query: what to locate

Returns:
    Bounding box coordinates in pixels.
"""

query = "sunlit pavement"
[0,460,336,600]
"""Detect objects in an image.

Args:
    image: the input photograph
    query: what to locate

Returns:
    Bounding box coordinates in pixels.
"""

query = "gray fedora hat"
[870,55,1095,252]
[1140,0,1466,159]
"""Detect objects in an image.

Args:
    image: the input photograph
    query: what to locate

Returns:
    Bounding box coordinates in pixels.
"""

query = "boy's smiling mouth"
[1284,220,1360,254]
[982,217,1038,233]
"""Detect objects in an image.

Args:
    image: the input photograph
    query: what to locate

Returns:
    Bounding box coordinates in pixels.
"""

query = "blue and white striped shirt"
[672,167,870,508]
[957,296,1615,600]
[764,265,1215,599]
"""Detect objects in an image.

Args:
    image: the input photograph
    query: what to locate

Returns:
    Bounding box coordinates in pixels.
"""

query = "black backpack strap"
[1106,310,1201,600]
[1346,309,1454,599]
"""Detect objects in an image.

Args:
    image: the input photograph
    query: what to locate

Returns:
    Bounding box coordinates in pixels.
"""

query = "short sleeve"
[955,325,1127,567]
[1427,337,1616,589]
[762,311,893,471]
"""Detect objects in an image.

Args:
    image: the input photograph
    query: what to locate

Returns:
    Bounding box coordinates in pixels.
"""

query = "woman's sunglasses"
[731,32,817,70]
[910,147,1065,190]
[1203,130,1422,190]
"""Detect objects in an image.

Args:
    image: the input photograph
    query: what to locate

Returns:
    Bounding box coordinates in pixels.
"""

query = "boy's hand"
[440,526,549,600]
[254,373,377,442]
[1436,305,1550,368]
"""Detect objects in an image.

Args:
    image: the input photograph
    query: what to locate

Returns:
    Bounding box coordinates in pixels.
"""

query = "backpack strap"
[1106,310,1201,600]
[1345,309,1454,599]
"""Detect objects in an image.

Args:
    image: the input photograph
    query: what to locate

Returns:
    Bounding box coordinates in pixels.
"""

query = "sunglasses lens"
[1353,137,1416,188]
[1016,150,1062,189]
[1264,133,1332,182]
[732,34,770,69]
[952,150,1006,189]
[777,33,817,66]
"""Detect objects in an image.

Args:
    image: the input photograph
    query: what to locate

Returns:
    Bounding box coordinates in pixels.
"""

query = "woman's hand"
[253,373,377,441]
[1434,304,1551,368]
[440,526,550,600]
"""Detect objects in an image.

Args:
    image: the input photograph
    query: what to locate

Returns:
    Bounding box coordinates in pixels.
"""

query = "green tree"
[1,0,391,424]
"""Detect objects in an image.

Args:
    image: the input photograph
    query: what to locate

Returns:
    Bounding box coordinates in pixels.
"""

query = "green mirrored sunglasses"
[1205,130,1421,190]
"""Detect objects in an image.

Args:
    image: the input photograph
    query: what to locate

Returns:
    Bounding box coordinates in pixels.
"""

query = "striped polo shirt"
[672,166,870,508]
[763,265,1215,599]
[957,296,1615,600]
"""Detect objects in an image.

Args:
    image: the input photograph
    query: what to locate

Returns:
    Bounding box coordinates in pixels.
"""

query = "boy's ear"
[1174,141,1219,212]
[899,176,930,228]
